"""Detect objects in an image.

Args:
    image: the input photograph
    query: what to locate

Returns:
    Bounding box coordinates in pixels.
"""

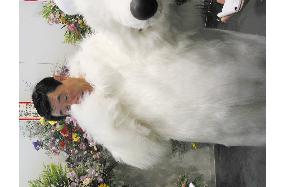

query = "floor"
[215,145,266,187]
[112,142,216,187]
[212,1,266,186]
[111,143,266,187]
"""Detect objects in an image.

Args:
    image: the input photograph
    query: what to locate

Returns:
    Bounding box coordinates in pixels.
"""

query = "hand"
[217,0,246,23]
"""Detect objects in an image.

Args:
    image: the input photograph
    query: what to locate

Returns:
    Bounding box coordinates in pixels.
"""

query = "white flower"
[82,177,92,186]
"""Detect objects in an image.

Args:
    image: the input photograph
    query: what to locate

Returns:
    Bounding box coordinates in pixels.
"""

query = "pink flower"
[67,23,77,32]
[51,146,60,154]
[97,177,104,183]
[79,142,86,150]
[65,116,78,125]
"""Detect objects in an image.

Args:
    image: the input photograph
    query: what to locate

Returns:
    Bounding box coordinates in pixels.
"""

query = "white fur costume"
[68,30,265,169]
[55,0,266,169]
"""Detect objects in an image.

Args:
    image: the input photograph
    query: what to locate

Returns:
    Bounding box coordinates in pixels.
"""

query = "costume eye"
[65,95,68,101]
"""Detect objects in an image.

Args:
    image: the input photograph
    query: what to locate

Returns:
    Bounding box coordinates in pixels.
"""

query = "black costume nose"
[130,0,158,20]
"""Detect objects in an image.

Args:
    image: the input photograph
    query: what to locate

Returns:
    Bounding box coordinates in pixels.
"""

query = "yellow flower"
[98,184,109,187]
[39,117,46,125]
[72,133,80,142]
[39,117,57,126]
[47,120,57,126]
[191,143,198,150]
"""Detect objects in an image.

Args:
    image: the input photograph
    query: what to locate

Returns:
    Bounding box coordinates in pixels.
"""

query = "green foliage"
[176,173,208,187]
[21,117,114,185]
[29,163,69,187]
[192,175,208,187]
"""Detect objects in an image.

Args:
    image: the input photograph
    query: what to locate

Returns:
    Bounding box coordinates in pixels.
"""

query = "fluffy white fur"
[68,30,265,169]
[71,91,170,169]
[58,0,266,169]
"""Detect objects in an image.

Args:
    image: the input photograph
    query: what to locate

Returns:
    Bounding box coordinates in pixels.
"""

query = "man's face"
[47,77,92,117]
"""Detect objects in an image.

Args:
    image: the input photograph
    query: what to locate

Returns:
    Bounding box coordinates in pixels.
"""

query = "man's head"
[32,76,92,121]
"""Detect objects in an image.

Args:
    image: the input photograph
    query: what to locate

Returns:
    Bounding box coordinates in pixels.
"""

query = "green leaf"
[28,163,69,187]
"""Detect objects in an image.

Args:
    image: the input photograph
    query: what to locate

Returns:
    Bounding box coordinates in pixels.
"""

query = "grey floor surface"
[215,145,266,187]
[111,144,266,187]
[213,1,266,186]
[112,142,216,187]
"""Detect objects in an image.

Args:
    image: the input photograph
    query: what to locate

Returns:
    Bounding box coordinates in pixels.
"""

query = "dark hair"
[32,77,66,121]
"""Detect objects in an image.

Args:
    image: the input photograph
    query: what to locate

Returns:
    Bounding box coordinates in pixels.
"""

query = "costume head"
[53,0,202,31]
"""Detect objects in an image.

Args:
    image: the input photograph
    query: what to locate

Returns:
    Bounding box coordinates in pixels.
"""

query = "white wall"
[19,1,78,186]
[19,1,78,101]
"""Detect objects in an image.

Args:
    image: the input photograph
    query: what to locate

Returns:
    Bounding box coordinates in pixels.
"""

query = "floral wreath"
[41,0,92,44]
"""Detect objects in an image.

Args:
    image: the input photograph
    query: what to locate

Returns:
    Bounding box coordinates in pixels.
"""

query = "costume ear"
[53,0,79,15]
[54,75,67,82]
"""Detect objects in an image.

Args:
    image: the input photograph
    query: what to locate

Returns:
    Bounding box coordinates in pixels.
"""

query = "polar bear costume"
[68,31,265,169]
[54,0,266,169]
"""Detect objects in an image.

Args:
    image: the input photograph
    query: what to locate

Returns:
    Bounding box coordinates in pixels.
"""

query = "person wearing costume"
[33,27,265,169]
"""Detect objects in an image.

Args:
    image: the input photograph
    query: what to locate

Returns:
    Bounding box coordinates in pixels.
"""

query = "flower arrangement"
[21,116,118,186]
[41,0,92,44]
[22,115,206,187]
[28,163,111,187]
[26,116,93,156]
